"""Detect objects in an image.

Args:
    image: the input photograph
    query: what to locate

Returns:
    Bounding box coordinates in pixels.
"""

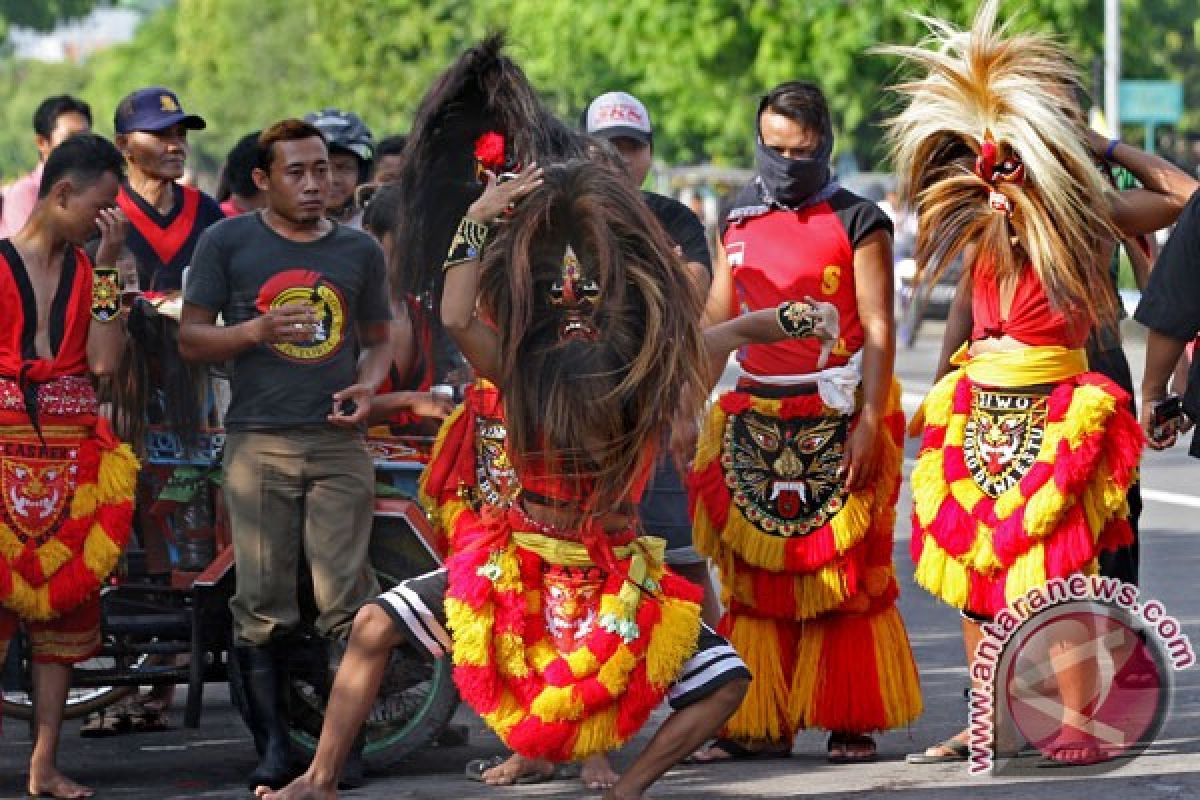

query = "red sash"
[117,184,201,267]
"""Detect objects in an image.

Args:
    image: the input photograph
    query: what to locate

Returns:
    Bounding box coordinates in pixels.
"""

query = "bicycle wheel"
[285,641,460,768]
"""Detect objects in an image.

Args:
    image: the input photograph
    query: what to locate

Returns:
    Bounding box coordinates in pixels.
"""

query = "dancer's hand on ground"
[840,412,881,491]
[467,163,544,224]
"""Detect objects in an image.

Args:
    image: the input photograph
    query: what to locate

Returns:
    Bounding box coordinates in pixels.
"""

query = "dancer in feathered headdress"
[880,1,1145,767]
[262,35,854,799]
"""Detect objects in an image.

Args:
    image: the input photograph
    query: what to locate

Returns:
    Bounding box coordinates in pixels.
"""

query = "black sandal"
[828,732,877,763]
[682,738,792,765]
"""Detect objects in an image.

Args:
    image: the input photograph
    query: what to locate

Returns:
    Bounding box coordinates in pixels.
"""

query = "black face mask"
[754,139,832,207]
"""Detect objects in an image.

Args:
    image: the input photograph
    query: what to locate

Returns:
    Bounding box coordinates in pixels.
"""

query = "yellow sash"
[511,532,668,625]
[953,344,1089,388]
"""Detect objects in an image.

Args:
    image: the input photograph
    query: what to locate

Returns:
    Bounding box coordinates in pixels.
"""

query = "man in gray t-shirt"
[180,119,391,791]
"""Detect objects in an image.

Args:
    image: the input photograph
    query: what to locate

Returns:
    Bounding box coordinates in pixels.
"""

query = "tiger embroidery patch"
[1,443,77,544]
[721,411,848,536]
[962,388,1048,497]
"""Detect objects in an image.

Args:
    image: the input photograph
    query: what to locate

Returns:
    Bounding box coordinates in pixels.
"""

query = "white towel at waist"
[732,350,863,414]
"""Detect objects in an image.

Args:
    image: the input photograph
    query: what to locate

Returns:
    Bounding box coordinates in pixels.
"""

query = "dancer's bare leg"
[255,605,404,800]
[28,662,94,799]
[1046,618,1106,764]
[604,677,747,800]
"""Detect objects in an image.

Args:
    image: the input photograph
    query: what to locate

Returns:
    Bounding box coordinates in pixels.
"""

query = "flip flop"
[906,737,969,764]
[828,733,877,764]
[464,755,557,785]
[1035,742,1113,768]
[681,738,792,765]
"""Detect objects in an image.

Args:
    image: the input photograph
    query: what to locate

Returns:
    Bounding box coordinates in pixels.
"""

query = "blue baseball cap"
[113,87,206,134]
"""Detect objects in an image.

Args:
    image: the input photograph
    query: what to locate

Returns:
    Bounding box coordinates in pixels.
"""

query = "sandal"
[828,732,876,764]
[127,706,170,733]
[682,738,792,765]
[464,755,557,785]
[906,736,969,764]
[79,707,130,738]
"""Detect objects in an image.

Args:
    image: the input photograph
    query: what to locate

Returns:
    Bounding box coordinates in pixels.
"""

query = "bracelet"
[443,216,490,271]
[1105,138,1121,161]
[91,267,121,323]
[776,301,818,339]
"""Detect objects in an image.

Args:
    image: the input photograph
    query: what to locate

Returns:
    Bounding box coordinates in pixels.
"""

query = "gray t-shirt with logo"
[184,212,391,430]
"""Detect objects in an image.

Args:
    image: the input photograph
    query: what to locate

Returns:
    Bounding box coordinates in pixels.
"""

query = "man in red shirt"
[112,87,225,290]
[688,82,921,764]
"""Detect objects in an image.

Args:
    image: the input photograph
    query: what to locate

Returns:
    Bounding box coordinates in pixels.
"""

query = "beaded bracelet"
[443,216,490,271]
[776,301,819,339]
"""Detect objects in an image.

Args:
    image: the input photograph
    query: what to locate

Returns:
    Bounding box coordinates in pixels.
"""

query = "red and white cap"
[584,91,652,145]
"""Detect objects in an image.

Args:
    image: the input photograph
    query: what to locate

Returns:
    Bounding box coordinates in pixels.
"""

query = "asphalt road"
[3,319,1198,800]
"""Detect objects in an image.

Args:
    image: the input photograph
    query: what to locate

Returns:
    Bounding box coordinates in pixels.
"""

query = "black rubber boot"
[327,638,367,789]
[234,645,295,790]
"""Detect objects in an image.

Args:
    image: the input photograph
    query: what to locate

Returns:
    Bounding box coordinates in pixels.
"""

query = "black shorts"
[375,568,749,710]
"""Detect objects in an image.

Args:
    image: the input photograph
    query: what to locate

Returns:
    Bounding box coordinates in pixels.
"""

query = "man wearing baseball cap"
[304,109,374,227]
[114,87,224,290]
[584,89,718,789]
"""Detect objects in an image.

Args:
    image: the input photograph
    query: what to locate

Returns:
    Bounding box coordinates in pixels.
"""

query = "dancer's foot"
[906,731,969,764]
[1042,729,1110,766]
[27,767,94,799]
[827,732,876,763]
[254,772,337,800]
[580,754,620,789]
[464,753,556,785]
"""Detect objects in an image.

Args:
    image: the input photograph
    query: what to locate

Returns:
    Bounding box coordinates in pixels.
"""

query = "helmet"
[304,108,374,164]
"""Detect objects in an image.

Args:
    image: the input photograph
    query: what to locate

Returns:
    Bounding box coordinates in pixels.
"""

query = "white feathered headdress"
[878,0,1119,326]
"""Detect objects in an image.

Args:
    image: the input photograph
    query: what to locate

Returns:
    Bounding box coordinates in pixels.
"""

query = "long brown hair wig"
[478,160,708,522]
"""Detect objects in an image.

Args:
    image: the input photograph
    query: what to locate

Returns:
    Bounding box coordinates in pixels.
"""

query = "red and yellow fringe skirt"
[419,381,516,551]
[688,382,921,740]
[0,419,138,621]
[911,346,1141,619]
[444,509,702,760]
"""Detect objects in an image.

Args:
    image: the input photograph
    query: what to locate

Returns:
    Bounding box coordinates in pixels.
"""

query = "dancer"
[254,36,892,799]
[687,80,922,764]
[879,1,1143,766]
[0,132,138,799]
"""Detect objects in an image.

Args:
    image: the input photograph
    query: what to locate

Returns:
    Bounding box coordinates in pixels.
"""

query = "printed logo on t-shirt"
[726,241,746,267]
[255,269,346,363]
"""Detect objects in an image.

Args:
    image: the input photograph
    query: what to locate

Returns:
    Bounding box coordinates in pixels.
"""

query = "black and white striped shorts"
[374,568,750,710]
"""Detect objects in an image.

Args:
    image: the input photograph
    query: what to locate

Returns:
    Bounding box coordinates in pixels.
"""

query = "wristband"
[1104,138,1121,161]
[776,301,819,339]
[91,267,121,322]
[443,216,490,271]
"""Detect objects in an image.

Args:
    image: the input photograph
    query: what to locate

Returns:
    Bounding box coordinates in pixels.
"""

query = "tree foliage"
[1,0,1197,181]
